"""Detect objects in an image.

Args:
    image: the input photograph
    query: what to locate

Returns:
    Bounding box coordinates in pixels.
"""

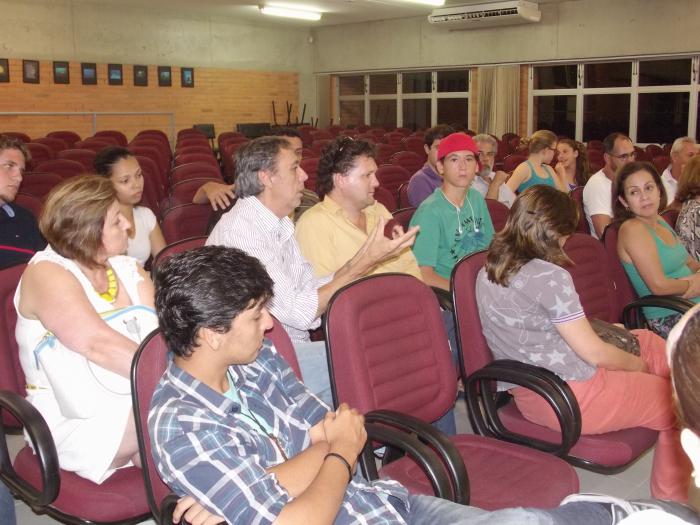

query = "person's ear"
[618,195,629,210]
[681,429,700,488]
[424,144,431,156]
[332,172,345,190]
[258,169,274,189]
[199,326,223,351]
[436,159,445,176]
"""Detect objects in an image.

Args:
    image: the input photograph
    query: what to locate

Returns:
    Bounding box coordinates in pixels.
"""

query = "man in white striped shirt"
[207,136,418,405]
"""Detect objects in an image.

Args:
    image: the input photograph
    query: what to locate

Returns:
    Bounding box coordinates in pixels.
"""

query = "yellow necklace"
[98,267,118,303]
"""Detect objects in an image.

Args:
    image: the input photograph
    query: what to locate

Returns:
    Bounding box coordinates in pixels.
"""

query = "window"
[584,62,631,88]
[583,94,630,141]
[339,76,364,96]
[403,72,431,94]
[639,59,691,87]
[437,70,469,92]
[369,74,396,95]
[533,96,575,138]
[369,100,397,129]
[533,65,577,90]
[637,92,689,144]
[437,99,468,129]
[339,101,364,127]
[403,99,431,130]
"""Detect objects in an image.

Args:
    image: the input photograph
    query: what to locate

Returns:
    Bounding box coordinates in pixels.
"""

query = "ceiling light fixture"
[259,5,322,20]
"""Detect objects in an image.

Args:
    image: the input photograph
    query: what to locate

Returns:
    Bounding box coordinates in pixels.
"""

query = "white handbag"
[33,305,158,420]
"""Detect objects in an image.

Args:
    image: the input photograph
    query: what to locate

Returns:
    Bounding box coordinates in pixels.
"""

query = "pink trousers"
[511,329,691,502]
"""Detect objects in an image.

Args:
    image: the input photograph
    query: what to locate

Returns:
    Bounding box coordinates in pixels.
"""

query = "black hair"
[93,146,133,176]
[602,132,631,155]
[424,124,455,148]
[316,136,375,198]
[154,246,274,357]
[272,127,302,140]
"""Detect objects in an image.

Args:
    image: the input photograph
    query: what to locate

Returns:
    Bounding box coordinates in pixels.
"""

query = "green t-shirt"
[410,188,495,279]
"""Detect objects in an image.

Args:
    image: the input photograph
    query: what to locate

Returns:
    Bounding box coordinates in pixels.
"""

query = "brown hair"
[612,161,668,223]
[675,156,700,203]
[671,305,700,433]
[558,138,590,186]
[0,134,30,163]
[521,129,557,155]
[485,185,578,286]
[39,175,117,268]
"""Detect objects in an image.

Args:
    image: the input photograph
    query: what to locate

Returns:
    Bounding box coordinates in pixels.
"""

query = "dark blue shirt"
[0,203,44,269]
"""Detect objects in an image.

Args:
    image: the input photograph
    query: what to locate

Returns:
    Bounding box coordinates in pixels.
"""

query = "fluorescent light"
[259,5,322,20]
[394,0,445,5]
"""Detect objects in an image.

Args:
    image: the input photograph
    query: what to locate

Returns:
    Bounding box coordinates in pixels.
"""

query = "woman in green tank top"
[614,161,700,338]
[505,129,569,195]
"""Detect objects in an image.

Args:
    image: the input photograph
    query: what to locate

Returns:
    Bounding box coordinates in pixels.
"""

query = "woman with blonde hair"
[675,155,700,260]
[505,129,568,193]
[555,138,590,189]
[476,184,691,502]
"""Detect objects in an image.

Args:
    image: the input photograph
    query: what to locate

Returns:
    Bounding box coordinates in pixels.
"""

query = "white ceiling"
[80,0,576,28]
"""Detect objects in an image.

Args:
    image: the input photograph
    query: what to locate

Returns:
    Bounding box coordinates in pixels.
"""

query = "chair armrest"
[364,409,469,504]
[0,390,60,507]
[430,287,454,312]
[465,359,581,457]
[622,295,696,329]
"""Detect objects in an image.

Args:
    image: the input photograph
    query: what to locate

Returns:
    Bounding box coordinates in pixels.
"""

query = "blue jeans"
[0,482,16,525]
[406,495,611,525]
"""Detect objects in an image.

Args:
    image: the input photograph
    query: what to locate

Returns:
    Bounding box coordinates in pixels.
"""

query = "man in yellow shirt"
[296,137,421,280]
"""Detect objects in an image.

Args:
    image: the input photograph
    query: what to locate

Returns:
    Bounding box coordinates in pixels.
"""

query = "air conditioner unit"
[428,0,541,29]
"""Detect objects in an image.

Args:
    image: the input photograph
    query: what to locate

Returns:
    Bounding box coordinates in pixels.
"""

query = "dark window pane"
[369,74,396,95]
[403,99,431,131]
[639,59,692,87]
[637,92,689,144]
[584,62,632,88]
[339,76,364,96]
[437,98,468,128]
[533,65,577,90]
[403,72,431,94]
[339,100,364,127]
[370,100,397,128]
[437,70,469,92]
[533,95,575,138]
[583,94,630,141]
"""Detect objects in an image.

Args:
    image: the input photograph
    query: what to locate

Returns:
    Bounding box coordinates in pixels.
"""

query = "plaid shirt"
[149,340,410,525]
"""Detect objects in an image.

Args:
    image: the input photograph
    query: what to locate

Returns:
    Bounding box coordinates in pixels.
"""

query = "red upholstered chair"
[587,140,604,151]
[174,145,213,158]
[383,132,404,145]
[503,154,526,174]
[75,138,114,153]
[134,155,166,215]
[389,151,424,175]
[94,130,128,146]
[661,208,680,229]
[485,199,509,232]
[375,143,400,165]
[135,131,170,148]
[174,153,218,168]
[397,183,409,209]
[300,157,320,191]
[161,203,213,244]
[395,127,411,136]
[634,147,650,162]
[646,144,664,158]
[170,162,223,185]
[167,177,223,209]
[13,192,43,218]
[310,130,333,142]
[375,164,411,198]
[34,159,86,180]
[266,317,303,379]
[130,139,172,169]
[325,273,578,509]
[311,139,332,157]
[177,128,207,140]
[152,236,207,270]
[129,145,168,188]
[47,131,80,148]
[57,148,97,172]
[1,132,30,143]
[176,139,210,152]
[25,143,53,167]
[450,247,679,475]
[19,172,62,201]
[222,141,249,182]
[569,186,591,234]
[0,264,151,524]
[400,137,426,158]
[392,207,416,231]
[653,155,670,175]
[33,137,68,156]
[373,185,397,212]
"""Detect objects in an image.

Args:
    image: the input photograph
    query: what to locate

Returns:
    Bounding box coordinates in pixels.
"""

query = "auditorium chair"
[176,138,210,151]
[661,208,680,229]
[170,162,223,185]
[568,186,591,234]
[310,130,333,141]
[57,149,96,172]
[129,145,168,186]
[325,273,579,509]
[392,207,416,231]
[376,164,411,198]
[174,153,218,168]
[502,154,526,174]
[395,127,411,136]
[46,131,80,148]
[373,185,397,212]
[311,139,332,157]
[300,157,320,191]
[653,155,670,175]
[19,172,62,201]
[135,130,169,145]
[174,145,213,158]
[484,199,509,232]
[0,263,150,524]
[75,138,114,153]
[389,151,424,175]
[161,203,213,244]
[130,138,172,166]
[451,249,660,476]
[168,177,224,208]
[375,143,400,164]
[32,137,68,156]
[383,132,404,145]
[135,155,167,211]
[151,236,207,270]
[587,140,603,151]
[34,159,86,180]
[397,183,409,208]
[13,192,42,218]
[94,130,128,146]
[646,144,664,158]
[25,143,53,168]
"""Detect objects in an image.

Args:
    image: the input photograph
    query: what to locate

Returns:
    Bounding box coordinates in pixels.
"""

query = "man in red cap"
[409,132,495,291]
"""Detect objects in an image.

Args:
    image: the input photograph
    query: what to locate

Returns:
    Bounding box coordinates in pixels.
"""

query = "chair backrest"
[300,157,320,191]
[587,140,604,151]
[56,148,97,171]
[94,130,128,147]
[13,192,43,218]
[174,146,213,158]
[135,155,166,210]
[389,151,424,174]
[653,155,671,176]
[646,144,664,158]
[174,153,218,169]
[485,198,509,232]
[0,263,28,427]
[324,274,456,420]
[75,138,113,153]
[661,208,680,229]
[601,223,639,313]
[161,204,213,244]
[503,154,526,174]
[19,172,63,201]
[392,206,416,231]
[170,162,223,185]
[266,317,302,379]
[375,164,411,197]
[131,329,173,522]
[25,143,53,166]
[400,136,426,157]
[152,236,207,270]
[376,143,400,164]
[34,159,86,180]
[451,251,494,376]
[32,137,68,156]
[374,186,397,213]
[311,139,332,157]
[46,131,81,147]
[170,177,222,204]
[562,233,619,322]
[569,186,591,234]
[397,183,409,208]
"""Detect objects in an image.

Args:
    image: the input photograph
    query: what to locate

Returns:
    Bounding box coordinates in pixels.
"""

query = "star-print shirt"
[476,259,596,387]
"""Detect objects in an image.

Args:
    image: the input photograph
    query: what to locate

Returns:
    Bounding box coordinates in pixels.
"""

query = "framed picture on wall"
[0,59,9,83]
[108,64,123,86]
[134,65,148,87]
[81,63,97,85]
[23,60,39,83]
[181,67,194,88]
[53,61,69,84]
[158,66,171,87]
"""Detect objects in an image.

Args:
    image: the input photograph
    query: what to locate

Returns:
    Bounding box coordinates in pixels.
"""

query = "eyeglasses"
[609,151,637,161]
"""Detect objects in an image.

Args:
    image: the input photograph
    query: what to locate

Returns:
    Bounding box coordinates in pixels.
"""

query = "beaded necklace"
[98,267,119,303]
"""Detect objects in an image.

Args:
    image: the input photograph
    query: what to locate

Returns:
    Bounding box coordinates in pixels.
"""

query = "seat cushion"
[14,446,150,522]
[380,433,578,510]
[499,403,658,467]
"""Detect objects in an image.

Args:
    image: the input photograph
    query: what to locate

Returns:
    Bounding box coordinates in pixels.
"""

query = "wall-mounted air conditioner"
[428,0,541,29]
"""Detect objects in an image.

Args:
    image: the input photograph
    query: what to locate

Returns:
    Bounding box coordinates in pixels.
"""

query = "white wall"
[311,0,700,73]
[1,0,318,121]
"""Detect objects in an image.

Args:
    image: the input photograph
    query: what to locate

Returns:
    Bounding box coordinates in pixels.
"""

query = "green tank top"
[516,160,557,193]
[622,219,700,319]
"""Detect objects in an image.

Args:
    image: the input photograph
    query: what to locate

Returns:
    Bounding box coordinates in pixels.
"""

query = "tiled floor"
[10,399,654,524]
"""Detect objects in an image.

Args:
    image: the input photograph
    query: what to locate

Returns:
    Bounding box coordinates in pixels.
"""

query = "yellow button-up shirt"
[295,196,422,281]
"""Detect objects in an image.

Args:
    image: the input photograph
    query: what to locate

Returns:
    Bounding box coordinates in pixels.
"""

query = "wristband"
[325,452,353,483]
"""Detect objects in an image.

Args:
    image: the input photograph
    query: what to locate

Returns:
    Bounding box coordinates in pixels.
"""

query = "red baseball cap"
[437,133,479,161]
